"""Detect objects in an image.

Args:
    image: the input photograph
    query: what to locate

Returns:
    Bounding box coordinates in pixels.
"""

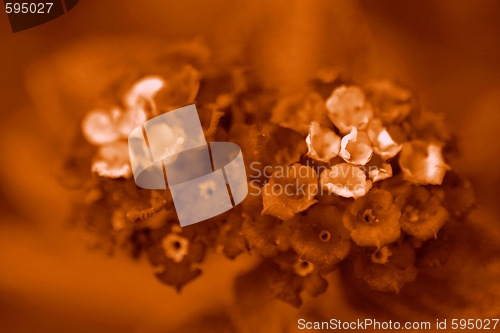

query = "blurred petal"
[116,107,147,138]
[271,92,327,135]
[154,65,200,112]
[82,108,122,145]
[91,141,132,178]
[365,79,412,124]
[124,75,165,116]
[326,85,373,134]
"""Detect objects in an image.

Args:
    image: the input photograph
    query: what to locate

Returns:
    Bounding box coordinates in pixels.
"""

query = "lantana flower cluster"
[59,41,475,307]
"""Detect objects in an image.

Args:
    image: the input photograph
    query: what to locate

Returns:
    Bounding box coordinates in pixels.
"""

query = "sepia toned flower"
[395,186,449,241]
[353,242,417,293]
[319,163,372,199]
[343,188,401,248]
[146,223,205,291]
[305,121,341,163]
[339,127,373,165]
[271,92,327,135]
[82,76,166,146]
[365,79,412,124]
[325,85,373,134]
[291,205,351,270]
[268,251,328,307]
[399,140,450,185]
[82,107,125,145]
[261,164,318,220]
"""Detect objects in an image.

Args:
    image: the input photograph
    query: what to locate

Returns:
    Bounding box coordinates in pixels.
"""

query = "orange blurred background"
[0,1,499,332]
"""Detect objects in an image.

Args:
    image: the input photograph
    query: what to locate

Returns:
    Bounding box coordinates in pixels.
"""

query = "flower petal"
[124,75,165,116]
[339,127,373,165]
[82,108,122,145]
[319,163,372,199]
[366,154,393,183]
[367,118,402,160]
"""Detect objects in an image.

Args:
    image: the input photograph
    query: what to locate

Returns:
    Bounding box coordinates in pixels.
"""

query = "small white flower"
[326,85,373,134]
[306,121,341,163]
[91,141,132,179]
[399,140,450,185]
[81,107,123,145]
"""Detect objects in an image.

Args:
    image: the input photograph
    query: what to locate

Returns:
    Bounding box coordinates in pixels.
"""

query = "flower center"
[319,230,331,242]
[162,233,189,263]
[293,260,314,277]
[362,209,378,224]
[404,205,420,222]
[371,246,392,264]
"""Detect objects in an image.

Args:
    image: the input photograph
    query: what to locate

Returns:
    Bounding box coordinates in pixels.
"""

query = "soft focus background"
[0,0,499,332]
